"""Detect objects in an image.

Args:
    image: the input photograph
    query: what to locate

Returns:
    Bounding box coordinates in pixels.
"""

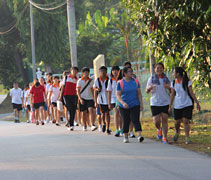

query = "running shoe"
[185,137,191,145]
[123,137,129,143]
[107,129,111,135]
[41,121,45,125]
[129,132,136,138]
[162,137,168,144]
[173,133,179,142]
[16,120,20,123]
[83,126,87,131]
[36,121,39,125]
[119,129,124,136]
[91,125,97,131]
[56,122,61,126]
[45,117,50,124]
[138,136,144,142]
[26,120,30,123]
[52,119,56,124]
[98,125,102,132]
[70,126,74,131]
[157,128,162,140]
[102,125,106,133]
[114,130,120,137]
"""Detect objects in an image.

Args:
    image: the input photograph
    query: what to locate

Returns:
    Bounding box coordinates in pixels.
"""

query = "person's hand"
[31,103,34,109]
[196,102,201,111]
[80,98,84,105]
[123,102,129,109]
[140,105,143,111]
[95,102,98,108]
[108,103,112,110]
[164,83,170,89]
[59,96,62,101]
[168,107,172,115]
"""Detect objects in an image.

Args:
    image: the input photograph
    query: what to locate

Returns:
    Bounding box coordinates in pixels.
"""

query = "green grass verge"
[0,84,9,95]
[0,94,13,114]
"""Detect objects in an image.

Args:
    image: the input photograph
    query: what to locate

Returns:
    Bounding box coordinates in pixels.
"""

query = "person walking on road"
[77,67,97,131]
[116,67,144,143]
[59,67,79,131]
[146,63,171,144]
[169,67,201,144]
[10,82,23,123]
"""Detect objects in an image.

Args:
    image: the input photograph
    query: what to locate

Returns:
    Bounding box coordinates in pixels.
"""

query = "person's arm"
[116,90,129,109]
[108,91,112,110]
[168,88,175,114]
[76,87,84,105]
[188,86,201,111]
[137,88,143,111]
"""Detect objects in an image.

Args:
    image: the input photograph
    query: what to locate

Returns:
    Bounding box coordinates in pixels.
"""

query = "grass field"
[0,84,9,95]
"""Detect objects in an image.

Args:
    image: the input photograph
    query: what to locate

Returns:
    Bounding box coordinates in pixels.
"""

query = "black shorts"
[174,106,193,120]
[12,103,22,111]
[26,105,31,111]
[79,99,94,112]
[33,102,45,109]
[151,105,169,116]
[52,102,57,108]
[99,104,109,113]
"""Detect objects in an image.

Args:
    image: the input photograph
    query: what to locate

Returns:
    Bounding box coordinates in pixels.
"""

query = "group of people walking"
[9,62,201,144]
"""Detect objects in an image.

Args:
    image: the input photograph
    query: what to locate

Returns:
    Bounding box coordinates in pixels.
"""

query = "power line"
[0,3,29,35]
[29,0,60,7]
[29,0,66,11]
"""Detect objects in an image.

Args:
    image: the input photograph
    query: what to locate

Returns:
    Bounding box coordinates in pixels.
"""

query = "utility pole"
[30,1,36,79]
[67,0,78,67]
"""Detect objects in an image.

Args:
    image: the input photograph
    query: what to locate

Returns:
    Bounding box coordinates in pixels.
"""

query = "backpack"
[120,78,139,92]
[97,77,109,92]
[173,80,194,106]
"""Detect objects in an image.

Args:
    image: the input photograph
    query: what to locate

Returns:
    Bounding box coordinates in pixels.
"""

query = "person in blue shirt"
[116,67,144,143]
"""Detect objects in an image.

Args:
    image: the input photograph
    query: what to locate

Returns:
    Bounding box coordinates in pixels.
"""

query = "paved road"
[0,121,210,180]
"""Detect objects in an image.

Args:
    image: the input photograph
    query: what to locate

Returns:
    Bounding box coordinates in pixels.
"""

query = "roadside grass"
[0,94,13,114]
[0,84,9,95]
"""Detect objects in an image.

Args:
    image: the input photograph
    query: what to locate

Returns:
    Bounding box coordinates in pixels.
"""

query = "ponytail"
[175,67,189,91]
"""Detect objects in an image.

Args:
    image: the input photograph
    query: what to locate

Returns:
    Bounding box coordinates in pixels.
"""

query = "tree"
[124,0,211,89]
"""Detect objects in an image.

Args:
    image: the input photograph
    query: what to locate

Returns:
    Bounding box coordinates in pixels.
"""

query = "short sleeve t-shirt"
[23,90,30,105]
[77,78,94,100]
[146,77,170,106]
[49,85,60,103]
[107,78,118,104]
[10,88,23,104]
[171,80,193,109]
[63,74,78,96]
[116,78,140,108]
[93,78,108,105]
[30,85,45,104]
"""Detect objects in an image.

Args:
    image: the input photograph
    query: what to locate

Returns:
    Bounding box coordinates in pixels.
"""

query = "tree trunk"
[67,0,78,67]
[14,48,29,83]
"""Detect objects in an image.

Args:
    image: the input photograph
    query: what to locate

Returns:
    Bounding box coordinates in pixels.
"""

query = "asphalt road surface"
[0,121,210,180]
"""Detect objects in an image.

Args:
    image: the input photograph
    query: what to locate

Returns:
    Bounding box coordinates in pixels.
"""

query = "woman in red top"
[30,80,46,125]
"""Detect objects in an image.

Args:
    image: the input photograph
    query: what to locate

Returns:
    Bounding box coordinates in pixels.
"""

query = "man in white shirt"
[10,82,23,123]
[77,67,97,131]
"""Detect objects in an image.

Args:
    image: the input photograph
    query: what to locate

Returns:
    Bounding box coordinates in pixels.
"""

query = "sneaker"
[138,136,144,142]
[14,120,18,123]
[119,129,124,136]
[185,137,191,145]
[56,122,61,126]
[107,129,111,135]
[83,126,87,131]
[173,133,179,142]
[36,121,39,125]
[74,122,79,126]
[26,120,30,123]
[41,121,45,125]
[114,130,120,137]
[157,128,162,140]
[123,137,129,143]
[45,117,50,124]
[52,119,56,124]
[65,122,69,127]
[99,125,102,132]
[70,126,74,131]
[129,132,136,138]
[91,125,97,131]
[102,125,106,133]
[162,137,168,144]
